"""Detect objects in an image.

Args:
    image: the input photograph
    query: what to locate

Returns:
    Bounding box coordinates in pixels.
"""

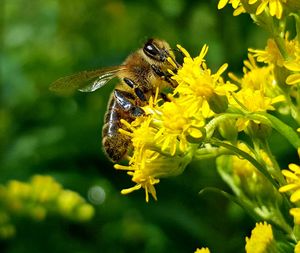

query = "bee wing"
[49,66,125,93]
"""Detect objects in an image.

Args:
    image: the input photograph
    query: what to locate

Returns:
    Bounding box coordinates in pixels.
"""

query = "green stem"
[205,113,241,138]
[282,92,300,125]
[205,111,300,148]
[259,139,286,186]
[208,138,280,189]
[199,187,262,221]
[252,12,287,58]
[249,112,300,148]
[251,137,286,186]
[194,146,233,160]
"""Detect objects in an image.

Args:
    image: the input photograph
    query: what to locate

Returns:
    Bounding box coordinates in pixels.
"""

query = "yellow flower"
[295,241,300,253]
[217,0,246,15]
[171,44,237,114]
[154,101,205,155]
[251,0,286,19]
[231,88,280,112]
[250,35,300,85]
[218,0,287,18]
[279,162,300,203]
[115,110,194,202]
[116,149,192,202]
[249,39,284,67]
[290,208,300,225]
[279,150,300,225]
[114,44,234,201]
[229,53,282,100]
[228,53,284,131]
[232,54,273,89]
[245,222,275,253]
[194,247,211,253]
[1,175,94,224]
[231,143,276,199]
[31,175,62,203]
[283,38,300,85]
[229,88,283,131]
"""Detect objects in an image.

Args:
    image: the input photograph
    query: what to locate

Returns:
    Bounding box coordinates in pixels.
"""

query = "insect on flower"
[50,39,179,162]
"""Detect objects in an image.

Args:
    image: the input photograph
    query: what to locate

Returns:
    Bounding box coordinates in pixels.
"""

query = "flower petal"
[286,74,300,85]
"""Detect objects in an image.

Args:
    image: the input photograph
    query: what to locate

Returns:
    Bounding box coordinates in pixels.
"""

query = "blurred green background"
[0,0,280,252]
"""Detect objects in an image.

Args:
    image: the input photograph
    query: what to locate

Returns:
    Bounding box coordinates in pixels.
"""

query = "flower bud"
[245,121,272,140]
[218,118,238,141]
[207,93,228,114]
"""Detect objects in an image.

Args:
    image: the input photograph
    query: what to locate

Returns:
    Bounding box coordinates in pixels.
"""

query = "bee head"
[143,38,170,62]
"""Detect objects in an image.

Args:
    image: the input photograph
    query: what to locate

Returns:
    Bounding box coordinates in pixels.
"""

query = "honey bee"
[50,39,178,162]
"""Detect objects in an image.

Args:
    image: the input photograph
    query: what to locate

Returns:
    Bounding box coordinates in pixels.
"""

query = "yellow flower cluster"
[194,247,211,253]
[295,241,300,253]
[115,39,290,201]
[217,0,246,16]
[115,44,235,201]
[218,142,283,222]
[245,222,275,253]
[0,175,94,238]
[218,0,289,19]
[228,54,284,131]
[279,149,300,224]
[250,35,300,86]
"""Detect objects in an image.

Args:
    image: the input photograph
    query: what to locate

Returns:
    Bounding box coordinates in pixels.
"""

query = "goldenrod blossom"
[114,44,236,201]
[171,44,237,114]
[217,0,246,15]
[278,150,300,225]
[228,53,284,130]
[283,38,300,85]
[249,39,284,67]
[290,208,300,225]
[230,54,275,91]
[295,241,300,253]
[229,88,283,131]
[115,149,193,202]
[230,88,282,112]
[245,222,275,253]
[279,162,300,203]
[250,35,300,86]
[0,175,94,238]
[115,110,195,202]
[231,143,276,200]
[250,0,287,19]
[153,101,205,155]
[194,247,211,253]
[218,0,287,18]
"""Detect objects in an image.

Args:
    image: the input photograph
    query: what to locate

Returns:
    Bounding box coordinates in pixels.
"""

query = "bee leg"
[134,87,147,102]
[151,64,177,87]
[151,64,165,77]
[123,77,135,88]
[114,89,135,111]
[160,92,171,102]
[123,78,147,102]
[114,89,144,116]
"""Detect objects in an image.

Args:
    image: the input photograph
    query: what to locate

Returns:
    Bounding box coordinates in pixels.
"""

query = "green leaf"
[199,187,261,221]
[257,113,300,149]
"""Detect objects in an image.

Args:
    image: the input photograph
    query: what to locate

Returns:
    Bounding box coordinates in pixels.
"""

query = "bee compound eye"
[143,41,161,59]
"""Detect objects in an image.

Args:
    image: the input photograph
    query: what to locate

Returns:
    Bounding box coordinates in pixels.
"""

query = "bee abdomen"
[102,133,130,162]
[102,95,132,162]
[102,120,131,162]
